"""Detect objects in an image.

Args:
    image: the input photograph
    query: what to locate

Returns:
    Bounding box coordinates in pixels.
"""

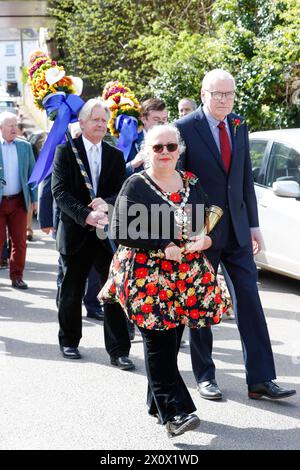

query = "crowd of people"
[0,68,296,439]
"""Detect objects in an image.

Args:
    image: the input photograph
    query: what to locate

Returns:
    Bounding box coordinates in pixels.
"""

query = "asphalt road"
[0,224,299,450]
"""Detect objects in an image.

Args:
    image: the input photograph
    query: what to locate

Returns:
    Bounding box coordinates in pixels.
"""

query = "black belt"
[2,192,22,200]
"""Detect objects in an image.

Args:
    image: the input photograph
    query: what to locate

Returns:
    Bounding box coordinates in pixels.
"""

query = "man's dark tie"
[218,121,231,173]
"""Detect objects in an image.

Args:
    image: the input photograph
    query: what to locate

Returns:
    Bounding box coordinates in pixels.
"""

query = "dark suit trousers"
[139,324,196,425]
[58,232,130,358]
[0,194,27,280]
[190,235,276,385]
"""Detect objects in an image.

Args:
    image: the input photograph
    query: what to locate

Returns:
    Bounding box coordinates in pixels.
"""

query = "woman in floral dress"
[100,124,224,437]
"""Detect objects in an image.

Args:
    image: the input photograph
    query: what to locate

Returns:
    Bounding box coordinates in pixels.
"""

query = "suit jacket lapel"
[15,140,24,180]
[227,113,237,174]
[194,107,226,175]
[74,135,93,184]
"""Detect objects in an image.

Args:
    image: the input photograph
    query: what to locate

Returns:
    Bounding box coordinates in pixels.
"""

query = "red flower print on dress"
[169,192,182,203]
[135,268,148,278]
[190,309,200,320]
[146,283,158,295]
[161,260,173,271]
[135,253,148,264]
[179,263,189,273]
[215,293,221,304]
[176,307,185,315]
[186,295,197,307]
[176,280,187,293]
[141,304,153,313]
[159,290,168,301]
[202,272,212,284]
[213,312,220,323]
[135,314,145,325]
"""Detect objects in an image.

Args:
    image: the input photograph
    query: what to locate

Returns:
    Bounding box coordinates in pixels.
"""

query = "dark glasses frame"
[151,143,179,153]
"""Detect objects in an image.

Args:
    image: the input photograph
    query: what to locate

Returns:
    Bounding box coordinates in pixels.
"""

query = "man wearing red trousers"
[0,112,37,289]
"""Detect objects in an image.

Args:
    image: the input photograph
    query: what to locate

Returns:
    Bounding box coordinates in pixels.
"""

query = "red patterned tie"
[218,121,231,173]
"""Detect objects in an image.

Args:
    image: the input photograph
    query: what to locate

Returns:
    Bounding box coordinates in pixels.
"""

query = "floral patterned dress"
[99,171,224,330]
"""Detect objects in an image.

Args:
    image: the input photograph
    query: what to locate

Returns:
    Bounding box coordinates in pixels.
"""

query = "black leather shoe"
[197,380,223,400]
[248,381,296,400]
[12,279,28,289]
[110,356,135,370]
[86,310,104,321]
[60,346,81,359]
[166,413,200,438]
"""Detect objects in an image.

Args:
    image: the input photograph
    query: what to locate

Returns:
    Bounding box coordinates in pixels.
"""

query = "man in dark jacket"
[51,98,133,369]
[177,69,296,401]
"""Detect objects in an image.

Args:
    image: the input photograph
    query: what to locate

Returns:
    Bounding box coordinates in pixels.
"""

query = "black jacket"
[51,135,126,255]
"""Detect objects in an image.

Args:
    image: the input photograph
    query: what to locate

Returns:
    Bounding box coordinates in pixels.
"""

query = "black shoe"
[12,279,28,289]
[86,310,104,321]
[60,346,81,359]
[166,413,200,438]
[197,380,223,400]
[110,356,135,370]
[248,381,296,400]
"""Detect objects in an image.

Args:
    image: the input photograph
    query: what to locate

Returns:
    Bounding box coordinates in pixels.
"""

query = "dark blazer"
[176,106,259,248]
[38,174,57,230]
[51,135,126,255]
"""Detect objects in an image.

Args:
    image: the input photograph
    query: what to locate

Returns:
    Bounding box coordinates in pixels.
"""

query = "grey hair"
[202,69,235,90]
[141,124,186,164]
[0,111,18,127]
[178,98,197,110]
[78,98,111,121]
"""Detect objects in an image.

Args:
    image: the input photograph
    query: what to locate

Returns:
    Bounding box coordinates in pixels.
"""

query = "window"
[5,44,15,56]
[249,140,268,184]
[266,142,300,187]
[6,66,16,80]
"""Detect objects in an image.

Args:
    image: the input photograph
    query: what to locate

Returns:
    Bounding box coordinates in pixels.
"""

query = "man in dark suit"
[51,98,134,369]
[177,69,296,400]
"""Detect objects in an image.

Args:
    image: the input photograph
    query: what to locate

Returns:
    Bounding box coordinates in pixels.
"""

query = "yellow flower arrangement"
[102,81,142,137]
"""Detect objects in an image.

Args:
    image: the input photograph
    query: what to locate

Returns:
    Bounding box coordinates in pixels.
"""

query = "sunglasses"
[152,143,178,153]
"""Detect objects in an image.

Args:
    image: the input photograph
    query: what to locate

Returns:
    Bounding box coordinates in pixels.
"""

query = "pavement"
[0,222,299,450]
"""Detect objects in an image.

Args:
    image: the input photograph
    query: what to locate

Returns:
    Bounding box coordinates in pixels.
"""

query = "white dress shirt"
[0,138,22,196]
[82,136,102,193]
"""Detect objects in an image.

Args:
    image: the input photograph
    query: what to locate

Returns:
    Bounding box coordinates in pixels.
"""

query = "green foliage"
[48,0,300,129]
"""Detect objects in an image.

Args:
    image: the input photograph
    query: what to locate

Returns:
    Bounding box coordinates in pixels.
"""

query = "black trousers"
[138,324,196,425]
[58,233,130,358]
[190,233,276,385]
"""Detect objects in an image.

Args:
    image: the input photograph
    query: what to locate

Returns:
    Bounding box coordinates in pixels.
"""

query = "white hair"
[141,124,186,163]
[78,98,110,121]
[202,69,235,90]
[0,111,17,127]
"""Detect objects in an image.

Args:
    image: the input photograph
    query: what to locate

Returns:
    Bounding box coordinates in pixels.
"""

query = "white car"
[249,129,300,280]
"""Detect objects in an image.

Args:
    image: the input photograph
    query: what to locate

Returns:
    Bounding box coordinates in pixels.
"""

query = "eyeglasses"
[152,143,178,153]
[205,90,235,101]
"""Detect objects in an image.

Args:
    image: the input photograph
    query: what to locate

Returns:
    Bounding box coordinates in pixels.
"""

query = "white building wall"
[0,38,39,94]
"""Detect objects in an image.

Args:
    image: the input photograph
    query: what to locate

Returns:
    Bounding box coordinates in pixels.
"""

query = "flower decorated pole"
[102,81,143,161]
[27,51,117,249]
[27,51,87,189]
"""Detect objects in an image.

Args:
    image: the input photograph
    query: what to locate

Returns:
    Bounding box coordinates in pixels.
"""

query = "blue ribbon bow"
[116,114,138,162]
[28,93,84,187]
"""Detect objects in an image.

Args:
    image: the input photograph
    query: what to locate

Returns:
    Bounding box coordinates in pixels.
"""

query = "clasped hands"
[85,197,109,229]
[164,235,212,263]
